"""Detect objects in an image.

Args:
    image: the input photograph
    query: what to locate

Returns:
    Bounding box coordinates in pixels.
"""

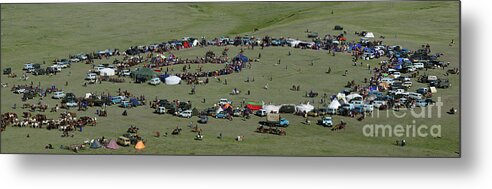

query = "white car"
[179,110,192,118]
[218,98,232,105]
[85,73,97,80]
[149,78,161,85]
[407,92,423,100]
[381,78,394,85]
[66,101,78,107]
[413,63,425,69]
[402,81,413,88]
[15,88,27,94]
[52,91,66,99]
[120,70,131,76]
[406,65,416,72]
[69,58,80,63]
[50,65,62,72]
[392,72,401,79]
[372,100,387,109]
[389,89,406,96]
[23,64,34,70]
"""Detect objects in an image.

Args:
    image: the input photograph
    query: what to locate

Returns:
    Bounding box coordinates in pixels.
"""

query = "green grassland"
[0,2,460,156]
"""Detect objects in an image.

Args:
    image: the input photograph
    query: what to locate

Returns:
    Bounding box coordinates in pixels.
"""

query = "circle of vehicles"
[5,28,455,144]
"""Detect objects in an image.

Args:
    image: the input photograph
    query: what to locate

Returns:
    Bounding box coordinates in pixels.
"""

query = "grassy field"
[0,2,460,156]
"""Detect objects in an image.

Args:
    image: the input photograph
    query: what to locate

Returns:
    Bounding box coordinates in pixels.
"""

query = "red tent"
[246,102,262,111]
[183,41,190,48]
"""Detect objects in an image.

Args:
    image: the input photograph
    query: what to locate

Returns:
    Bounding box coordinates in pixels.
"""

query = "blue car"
[415,99,428,107]
[215,111,228,119]
[110,96,124,104]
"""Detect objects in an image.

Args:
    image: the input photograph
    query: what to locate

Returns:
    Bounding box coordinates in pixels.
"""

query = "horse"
[331,123,347,131]
[172,127,182,135]
[235,136,244,141]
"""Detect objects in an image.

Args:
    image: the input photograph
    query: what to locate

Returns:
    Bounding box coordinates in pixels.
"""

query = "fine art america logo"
[362,97,443,138]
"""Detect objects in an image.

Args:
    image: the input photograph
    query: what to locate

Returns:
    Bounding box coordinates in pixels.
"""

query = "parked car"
[218,98,232,105]
[120,69,131,76]
[381,77,394,85]
[117,136,131,146]
[389,89,406,96]
[3,68,11,75]
[50,65,62,72]
[307,32,319,38]
[402,81,413,88]
[198,115,209,124]
[15,88,27,94]
[317,116,333,127]
[110,96,124,104]
[32,68,46,76]
[372,100,387,109]
[179,110,193,118]
[215,111,228,119]
[149,78,161,85]
[52,91,66,99]
[85,73,97,80]
[155,107,167,114]
[436,79,450,88]
[255,109,267,117]
[56,59,70,68]
[407,92,423,100]
[413,62,425,69]
[415,99,428,107]
[416,87,429,94]
[23,63,34,70]
[232,109,242,117]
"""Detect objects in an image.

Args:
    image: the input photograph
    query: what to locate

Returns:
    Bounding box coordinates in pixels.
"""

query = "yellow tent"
[135,141,145,150]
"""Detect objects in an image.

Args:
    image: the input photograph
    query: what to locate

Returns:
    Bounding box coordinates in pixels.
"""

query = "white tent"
[192,39,199,47]
[165,75,181,85]
[99,68,115,76]
[263,105,280,113]
[328,99,341,109]
[365,32,375,38]
[346,93,363,101]
[296,103,314,113]
[327,99,341,114]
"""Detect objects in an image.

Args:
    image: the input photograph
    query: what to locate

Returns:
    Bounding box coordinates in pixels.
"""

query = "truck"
[258,113,289,127]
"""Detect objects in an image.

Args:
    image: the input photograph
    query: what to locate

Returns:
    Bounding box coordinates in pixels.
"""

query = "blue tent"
[90,140,102,149]
[234,54,249,62]
[159,74,170,82]
[130,98,140,106]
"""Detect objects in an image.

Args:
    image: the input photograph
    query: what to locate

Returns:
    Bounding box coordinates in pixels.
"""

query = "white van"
[413,63,425,69]
[407,92,422,100]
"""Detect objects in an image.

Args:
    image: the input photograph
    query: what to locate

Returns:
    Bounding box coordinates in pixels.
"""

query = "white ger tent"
[165,75,181,85]
[346,93,363,101]
[99,68,115,76]
[365,32,375,38]
[263,105,280,114]
[296,103,314,113]
[327,99,341,114]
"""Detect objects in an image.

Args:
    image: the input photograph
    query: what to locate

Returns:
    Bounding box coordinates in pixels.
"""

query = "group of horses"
[1,111,96,134]
[255,125,286,136]
[22,102,48,112]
